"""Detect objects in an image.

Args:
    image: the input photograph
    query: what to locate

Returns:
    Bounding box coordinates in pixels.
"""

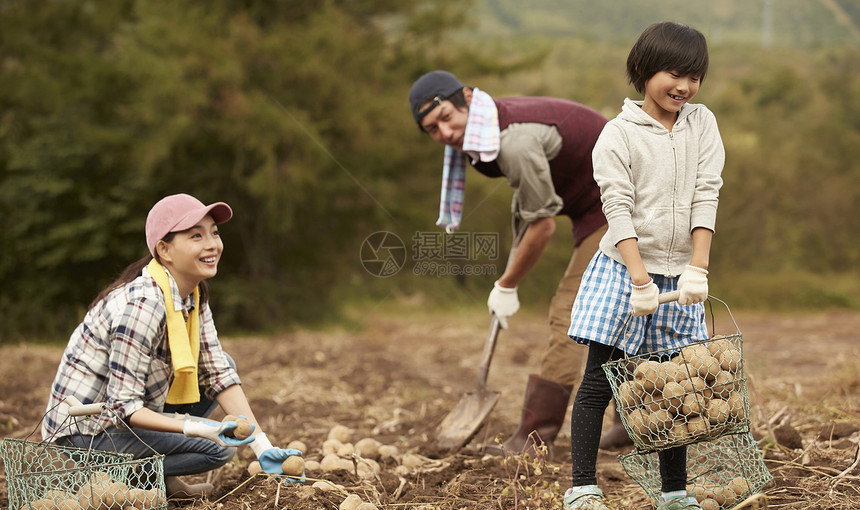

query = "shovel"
[436,224,525,451]
[435,313,503,450]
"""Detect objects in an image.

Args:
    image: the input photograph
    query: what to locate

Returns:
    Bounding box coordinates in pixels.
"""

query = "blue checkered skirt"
[568,251,708,356]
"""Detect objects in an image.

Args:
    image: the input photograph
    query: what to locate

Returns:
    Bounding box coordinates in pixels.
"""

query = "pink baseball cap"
[145,193,233,256]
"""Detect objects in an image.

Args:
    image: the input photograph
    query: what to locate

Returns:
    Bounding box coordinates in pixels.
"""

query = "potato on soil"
[400,453,428,468]
[377,444,399,460]
[321,454,353,473]
[339,494,362,510]
[312,480,343,492]
[320,453,346,472]
[287,440,307,453]
[322,438,344,455]
[354,437,382,458]
[337,442,355,456]
[356,459,380,478]
[247,460,263,475]
[328,424,352,443]
[356,503,379,510]
[281,455,305,476]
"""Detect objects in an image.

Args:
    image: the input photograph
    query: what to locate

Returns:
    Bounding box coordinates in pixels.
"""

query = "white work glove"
[487,280,519,329]
[182,418,256,447]
[630,279,659,317]
[677,265,709,305]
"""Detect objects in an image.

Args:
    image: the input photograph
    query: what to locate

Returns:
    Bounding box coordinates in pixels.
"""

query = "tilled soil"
[1,306,858,509]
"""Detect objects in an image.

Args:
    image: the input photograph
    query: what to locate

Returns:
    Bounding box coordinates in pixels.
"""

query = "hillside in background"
[470,0,860,48]
[1,0,857,341]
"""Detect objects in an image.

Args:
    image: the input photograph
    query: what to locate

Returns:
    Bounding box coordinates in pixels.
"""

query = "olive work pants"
[538,223,607,387]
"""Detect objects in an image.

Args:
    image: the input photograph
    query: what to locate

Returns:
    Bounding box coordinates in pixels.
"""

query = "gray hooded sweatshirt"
[594,98,725,276]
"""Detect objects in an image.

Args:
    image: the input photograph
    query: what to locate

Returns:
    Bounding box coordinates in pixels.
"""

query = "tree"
[0,0,476,340]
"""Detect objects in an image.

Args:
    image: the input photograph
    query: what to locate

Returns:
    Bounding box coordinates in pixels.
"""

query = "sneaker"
[655,497,704,510]
[562,485,610,510]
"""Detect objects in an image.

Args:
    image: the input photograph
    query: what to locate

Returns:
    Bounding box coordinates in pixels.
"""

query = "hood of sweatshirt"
[619,97,702,132]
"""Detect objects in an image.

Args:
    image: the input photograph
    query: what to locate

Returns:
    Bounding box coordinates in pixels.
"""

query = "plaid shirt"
[41,267,241,441]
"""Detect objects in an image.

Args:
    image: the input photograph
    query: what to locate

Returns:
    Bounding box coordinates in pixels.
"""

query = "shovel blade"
[435,389,501,450]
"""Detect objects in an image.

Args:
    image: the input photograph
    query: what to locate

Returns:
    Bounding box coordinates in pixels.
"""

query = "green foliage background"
[1,0,858,342]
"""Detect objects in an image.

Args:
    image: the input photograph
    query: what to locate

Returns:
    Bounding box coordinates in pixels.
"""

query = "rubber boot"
[484,374,572,457]
[597,406,633,449]
[166,476,214,499]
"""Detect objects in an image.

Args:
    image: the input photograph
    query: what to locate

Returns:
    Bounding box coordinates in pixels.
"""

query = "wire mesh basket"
[1,438,166,509]
[1,400,167,510]
[602,296,751,454]
[619,431,773,510]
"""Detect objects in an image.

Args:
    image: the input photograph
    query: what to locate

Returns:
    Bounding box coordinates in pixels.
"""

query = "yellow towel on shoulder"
[147,259,201,404]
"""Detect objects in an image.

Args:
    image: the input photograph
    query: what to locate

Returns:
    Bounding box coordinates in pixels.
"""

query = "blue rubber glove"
[182,418,256,447]
[250,433,304,482]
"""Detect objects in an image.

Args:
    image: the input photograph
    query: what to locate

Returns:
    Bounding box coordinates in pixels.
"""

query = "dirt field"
[1,303,858,509]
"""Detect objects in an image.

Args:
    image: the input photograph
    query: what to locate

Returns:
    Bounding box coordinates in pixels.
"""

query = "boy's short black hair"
[626,22,709,94]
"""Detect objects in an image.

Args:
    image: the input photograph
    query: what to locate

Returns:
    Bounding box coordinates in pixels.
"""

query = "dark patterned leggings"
[569,342,687,492]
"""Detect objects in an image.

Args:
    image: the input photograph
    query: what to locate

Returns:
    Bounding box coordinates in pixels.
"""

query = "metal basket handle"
[658,290,679,304]
[63,395,107,417]
[610,291,740,360]
[59,396,162,458]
